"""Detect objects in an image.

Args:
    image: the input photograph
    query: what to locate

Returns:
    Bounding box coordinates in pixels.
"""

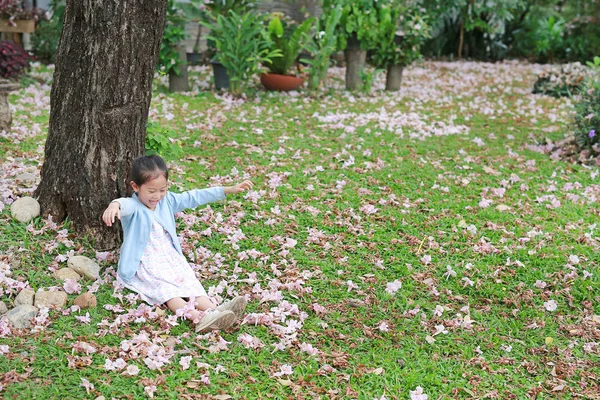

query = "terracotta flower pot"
[260,73,304,91]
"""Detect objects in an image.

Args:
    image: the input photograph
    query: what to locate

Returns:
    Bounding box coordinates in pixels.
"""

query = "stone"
[34,290,68,309]
[15,172,37,187]
[14,288,35,306]
[0,301,7,315]
[73,292,97,309]
[67,256,100,280]
[54,268,82,282]
[6,305,38,329]
[10,197,40,223]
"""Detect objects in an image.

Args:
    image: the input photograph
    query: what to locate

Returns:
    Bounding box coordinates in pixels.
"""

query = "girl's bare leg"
[166,297,201,322]
[194,296,217,311]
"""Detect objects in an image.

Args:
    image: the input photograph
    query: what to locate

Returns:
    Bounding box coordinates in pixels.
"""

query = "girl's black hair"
[130,155,168,186]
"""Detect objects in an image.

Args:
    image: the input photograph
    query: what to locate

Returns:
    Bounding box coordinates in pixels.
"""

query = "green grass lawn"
[0,61,599,399]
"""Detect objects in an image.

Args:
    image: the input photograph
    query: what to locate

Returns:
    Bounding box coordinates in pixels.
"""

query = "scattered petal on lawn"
[273,364,293,377]
[410,386,428,400]
[544,300,558,312]
[80,378,94,394]
[385,279,402,294]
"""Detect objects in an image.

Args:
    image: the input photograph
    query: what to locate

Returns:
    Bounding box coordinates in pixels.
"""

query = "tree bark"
[344,48,365,91]
[385,64,404,91]
[168,44,190,92]
[35,0,168,250]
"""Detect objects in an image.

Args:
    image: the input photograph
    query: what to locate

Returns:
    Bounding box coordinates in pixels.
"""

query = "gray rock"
[34,290,68,309]
[15,172,37,187]
[67,256,100,280]
[0,301,7,315]
[10,197,40,223]
[14,288,35,306]
[6,305,38,328]
[54,268,82,282]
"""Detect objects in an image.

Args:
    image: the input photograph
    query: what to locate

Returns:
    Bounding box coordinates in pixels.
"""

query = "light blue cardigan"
[113,187,226,283]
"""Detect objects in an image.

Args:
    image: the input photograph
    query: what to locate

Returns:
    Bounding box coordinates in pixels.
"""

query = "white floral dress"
[120,220,207,305]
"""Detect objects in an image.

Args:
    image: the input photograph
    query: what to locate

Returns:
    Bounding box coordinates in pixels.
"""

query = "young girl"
[102,155,252,333]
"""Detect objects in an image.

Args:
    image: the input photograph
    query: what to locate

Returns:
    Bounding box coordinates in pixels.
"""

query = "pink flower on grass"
[273,364,293,377]
[385,280,402,295]
[123,365,139,376]
[544,300,557,312]
[80,378,94,394]
[63,279,81,295]
[410,386,428,400]
[179,355,193,370]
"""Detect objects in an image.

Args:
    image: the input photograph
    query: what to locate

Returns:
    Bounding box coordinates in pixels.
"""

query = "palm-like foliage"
[264,16,314,76]
[204,10,281,95]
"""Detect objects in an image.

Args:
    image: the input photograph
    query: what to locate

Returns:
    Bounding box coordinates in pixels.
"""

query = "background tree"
[35,0,168,250]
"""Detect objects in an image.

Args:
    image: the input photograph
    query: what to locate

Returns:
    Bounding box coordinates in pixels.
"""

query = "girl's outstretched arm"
[102,198,137,226]
[224,180,253,195]
[168,181,254,213]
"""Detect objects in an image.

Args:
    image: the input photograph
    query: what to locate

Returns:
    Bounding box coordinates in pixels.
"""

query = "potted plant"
[0,0,45,44]
[302,5,343,91]
[199,0,255,89]
[369,5,431,91]
[158,0,189,92]
[179,0,205,65]
[260,14,314,91]
[322,0,381,91]
[203,10,280,95]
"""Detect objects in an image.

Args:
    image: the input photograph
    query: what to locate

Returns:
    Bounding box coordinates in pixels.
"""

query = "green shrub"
[31,0,65,64]
[203,10,280,95]
[145,122,183,159]
[157,0,187,76]
[573,57,600,151]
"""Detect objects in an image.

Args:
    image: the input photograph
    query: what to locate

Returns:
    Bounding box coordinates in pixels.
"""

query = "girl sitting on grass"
[102,155,252,333]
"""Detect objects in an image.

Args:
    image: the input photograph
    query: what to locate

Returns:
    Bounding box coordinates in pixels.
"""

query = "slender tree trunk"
[344,34,365,91]
[35,0,168,250]
[385,64,404,91]
[458,21,464,60]
[169,44,190,92]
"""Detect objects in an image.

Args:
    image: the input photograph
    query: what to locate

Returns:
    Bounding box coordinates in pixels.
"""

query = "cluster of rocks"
[5,193,104,329]
[1,256,100,329]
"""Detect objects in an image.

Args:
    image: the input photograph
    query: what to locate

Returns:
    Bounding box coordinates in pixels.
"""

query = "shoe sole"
[210,310,236,331]
[195,310,234,333]
[225,296,247,320]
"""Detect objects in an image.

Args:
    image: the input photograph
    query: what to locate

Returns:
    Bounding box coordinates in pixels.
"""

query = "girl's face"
[131,175,168,210]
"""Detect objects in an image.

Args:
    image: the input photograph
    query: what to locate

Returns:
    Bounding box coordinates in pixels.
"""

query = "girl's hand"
[225,180,253,195]
[102,202,121,227]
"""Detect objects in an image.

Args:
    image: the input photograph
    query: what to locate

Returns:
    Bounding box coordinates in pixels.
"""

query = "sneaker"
[195,309,235,333]
[216,296,247,320]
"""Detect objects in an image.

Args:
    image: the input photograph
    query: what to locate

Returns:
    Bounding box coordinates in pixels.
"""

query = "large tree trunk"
[35,0,168,250]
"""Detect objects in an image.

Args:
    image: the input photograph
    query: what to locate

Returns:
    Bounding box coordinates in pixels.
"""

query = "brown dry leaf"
[370,367,384,375]
[483,166,500,175]
[213,395,233,400]
[278,379,293,386]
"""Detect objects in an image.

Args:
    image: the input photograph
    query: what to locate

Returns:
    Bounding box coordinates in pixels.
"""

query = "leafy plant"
[31,0,64,63]
[573,57,600,151]
[533,15,565,63]
[0,40,29,79]
[369,5,431,68]
[302,5,343,90]
[0,0,45,21]
[145,122,183,159]
[323,0,380,51]
[157,0,187,76]
[263,14,314,76]
[359,67,383,94]
[203,10,280,95]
